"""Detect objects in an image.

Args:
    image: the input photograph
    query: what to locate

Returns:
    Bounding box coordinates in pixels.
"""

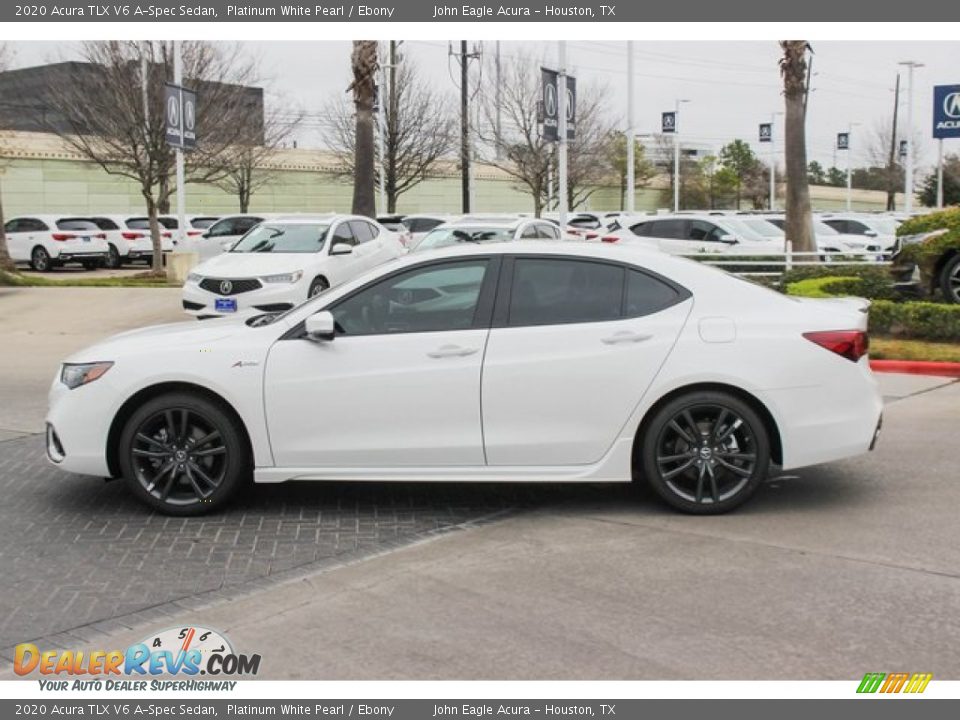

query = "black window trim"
[491,253,691,329]
[281,255,503,341]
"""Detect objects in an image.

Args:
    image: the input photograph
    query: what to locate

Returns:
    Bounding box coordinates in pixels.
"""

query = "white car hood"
[66,318,249,362]
[194,252,317,278]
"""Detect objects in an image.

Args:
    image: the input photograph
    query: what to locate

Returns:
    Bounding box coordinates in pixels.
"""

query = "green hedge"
[780,265,895,293]
[786,275,960,341]
[897,207,960,236]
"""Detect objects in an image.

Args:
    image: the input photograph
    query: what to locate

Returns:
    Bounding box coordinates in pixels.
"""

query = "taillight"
[600,235,619,243]
[187,230,202,236]
[96,233,106,239]
[51,233,74,241]
[803,330,869,362]
[121,232,143,240]
[584,232,598,240]
[162,231,172,238]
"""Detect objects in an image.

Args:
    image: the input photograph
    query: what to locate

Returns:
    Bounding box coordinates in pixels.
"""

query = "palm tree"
[349,41,378,218]
[779,41,817,255]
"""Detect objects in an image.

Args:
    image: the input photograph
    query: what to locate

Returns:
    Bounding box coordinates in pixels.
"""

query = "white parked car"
[47,241,882,516]
[820,214,899,255]
[159,214,221,244]
[412,218,563,253]
[400,214,450,248]
[89,214,176,268]
[605,214,781,255]
[181,214,405,318]
[759,216,875,257]
[3,215,110,271]
[197,214,278,260]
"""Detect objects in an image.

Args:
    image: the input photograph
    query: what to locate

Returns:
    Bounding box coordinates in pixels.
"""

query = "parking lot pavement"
[0,376,957,679]
[0,286,183,436]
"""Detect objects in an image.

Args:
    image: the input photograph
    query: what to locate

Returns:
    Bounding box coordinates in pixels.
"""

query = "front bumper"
[46,378,115,477]
[181,281,303,318]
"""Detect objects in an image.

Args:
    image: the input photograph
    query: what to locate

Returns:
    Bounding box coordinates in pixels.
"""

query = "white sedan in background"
[47,241,882,516]
[412,217,563,252]
[181,214,405,318]
[4,215,110,271]
[757,216,875,257]
[604,214,781,254]
[820,214,899,255]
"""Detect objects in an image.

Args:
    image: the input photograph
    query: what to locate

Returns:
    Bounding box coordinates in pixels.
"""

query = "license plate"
[214,298,237,313]
[81,236,90,242]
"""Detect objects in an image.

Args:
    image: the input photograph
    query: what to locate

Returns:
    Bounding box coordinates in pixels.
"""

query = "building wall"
[0,132,904,217]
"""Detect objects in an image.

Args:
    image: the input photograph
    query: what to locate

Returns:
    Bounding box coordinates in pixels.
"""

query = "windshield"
[416,225,514,251]
[230,223,331,254]
[740,218,784,238]
[720,218,774,243]
[813,219,839,235]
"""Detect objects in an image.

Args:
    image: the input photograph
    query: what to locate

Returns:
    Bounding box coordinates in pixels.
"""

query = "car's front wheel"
[308,276,329,298]
[640,391,770,514]
[118,393,249,515]
[31,246,52,272]
[939,254,960,304]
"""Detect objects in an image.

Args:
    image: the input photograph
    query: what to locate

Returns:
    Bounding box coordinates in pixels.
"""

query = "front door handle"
[601,331,652,345]
[427,345,479,358]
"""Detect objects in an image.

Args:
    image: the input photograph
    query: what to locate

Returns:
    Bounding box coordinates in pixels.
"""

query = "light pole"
[769,111,783,211]
[899,61,924,214]
[558,41,568,229]
[845,121,861,212]
[673,98,690,213]
[626,41,635,214]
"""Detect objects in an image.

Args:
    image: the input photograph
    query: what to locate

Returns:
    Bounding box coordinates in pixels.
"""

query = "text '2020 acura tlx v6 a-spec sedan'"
[46,242,883,516]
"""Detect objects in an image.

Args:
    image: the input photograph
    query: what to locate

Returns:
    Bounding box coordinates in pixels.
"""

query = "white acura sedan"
[181,214,405,318]
[47,242,883,516]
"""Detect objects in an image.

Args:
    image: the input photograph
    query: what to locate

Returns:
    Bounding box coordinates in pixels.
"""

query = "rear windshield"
[128,217,178,230]
[417,226,514,251]
[56,219,100,231]
[191,217,219,229]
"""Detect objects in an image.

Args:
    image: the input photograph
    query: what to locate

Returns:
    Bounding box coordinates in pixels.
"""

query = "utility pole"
[937,138,944,209]
[495,41,502,161]
[173,40,186,248]
[460,40,471,213]
[673,99,690,213]
[626,41,635,214]
[886,73,900,211]
[377,52,387,213]
[899,60,924,214]
[769,111,783,210]
[845,122,860,212]
[558,41,568,229]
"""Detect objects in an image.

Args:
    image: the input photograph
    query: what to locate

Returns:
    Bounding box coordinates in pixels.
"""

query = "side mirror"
[331,242,353,256]
[304,311,335,342]
[719,234,739,244]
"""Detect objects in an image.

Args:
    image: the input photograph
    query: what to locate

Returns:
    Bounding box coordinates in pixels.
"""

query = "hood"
[194,251,317,278]
[66,317,247,363]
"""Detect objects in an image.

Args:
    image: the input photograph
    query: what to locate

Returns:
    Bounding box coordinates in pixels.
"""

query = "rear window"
[90,217,120,231]
[56,219,100,231]
[190,217,219,229]
[128,217,178,230]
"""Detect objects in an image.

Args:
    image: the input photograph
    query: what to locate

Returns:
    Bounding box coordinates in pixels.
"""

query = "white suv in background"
[3,215,110,271]
[181,214,405,318]
[606,214,781,255]
[89,214,178,268]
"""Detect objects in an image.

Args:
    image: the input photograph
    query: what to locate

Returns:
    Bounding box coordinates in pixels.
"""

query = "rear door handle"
[427,345,479,358]
[601,331,652,345]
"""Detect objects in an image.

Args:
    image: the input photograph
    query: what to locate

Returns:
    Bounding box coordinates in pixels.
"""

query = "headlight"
[261,271,304,284]
[61,362,114,390]
[186,273,202,283]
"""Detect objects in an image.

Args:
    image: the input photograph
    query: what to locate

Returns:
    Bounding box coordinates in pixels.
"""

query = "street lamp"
[845,121,861,212]
[769,111,784,211]
[898,61,924,214]
[673,98,690,213]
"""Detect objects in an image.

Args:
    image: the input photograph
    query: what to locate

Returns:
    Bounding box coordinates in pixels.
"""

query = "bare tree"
[475,53,614,216]
[324,56,455,213]
[0,42,15,273]
[31,41,261,274]
[349,41,378,218]
[213,105,302,212]
[779,41,816,255]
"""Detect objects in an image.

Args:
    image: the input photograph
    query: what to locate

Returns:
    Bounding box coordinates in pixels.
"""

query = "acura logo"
[545,83,557,117]
[167,96,179,126]
[944,92,960,119]
[219,280,233,294]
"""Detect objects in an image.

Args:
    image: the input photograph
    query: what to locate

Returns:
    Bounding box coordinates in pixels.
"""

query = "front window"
[231,223,331,254]
[740,218,784,238]
[330,260,490,335]
[718,218,773,243]
[416,226,515,251]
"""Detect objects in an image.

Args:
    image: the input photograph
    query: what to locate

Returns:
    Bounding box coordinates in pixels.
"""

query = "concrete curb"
[870,359,960,378]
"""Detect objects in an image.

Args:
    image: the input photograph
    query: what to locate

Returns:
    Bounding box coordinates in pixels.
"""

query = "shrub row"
[897,207,960,236]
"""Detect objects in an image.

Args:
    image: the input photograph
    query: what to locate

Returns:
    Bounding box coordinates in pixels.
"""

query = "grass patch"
[0,270,177,288]
[871,336,960,363]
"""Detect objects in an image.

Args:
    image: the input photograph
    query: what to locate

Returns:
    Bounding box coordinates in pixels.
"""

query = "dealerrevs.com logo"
[857,672,932,694]
[15,626,261,690]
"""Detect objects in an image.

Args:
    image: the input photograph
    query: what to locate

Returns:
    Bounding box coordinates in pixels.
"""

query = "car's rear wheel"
[118,393,249,516]
[82,259,101,271]
[640,391,770,514]
[30,246,52,272]
[104,244,121,269]
[939,254,960,304]
[308,276,329,298]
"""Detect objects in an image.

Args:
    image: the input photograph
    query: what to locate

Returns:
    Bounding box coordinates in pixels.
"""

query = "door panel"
[481,258,691,466]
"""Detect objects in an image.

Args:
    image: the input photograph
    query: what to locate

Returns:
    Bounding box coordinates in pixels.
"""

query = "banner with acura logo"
[540,67,576,142]
[933,84,960,139]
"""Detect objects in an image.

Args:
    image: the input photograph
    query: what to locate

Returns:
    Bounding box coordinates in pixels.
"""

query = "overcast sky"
[7,40,959,171]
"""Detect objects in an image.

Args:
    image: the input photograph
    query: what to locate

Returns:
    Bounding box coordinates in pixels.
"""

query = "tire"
[82,260,101,271]
[104,244,121,269]
[30,246,52,272]
[639,390,770,515]
[118,392,250,516]
[308,276,329,298]
[939,254,960,304]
